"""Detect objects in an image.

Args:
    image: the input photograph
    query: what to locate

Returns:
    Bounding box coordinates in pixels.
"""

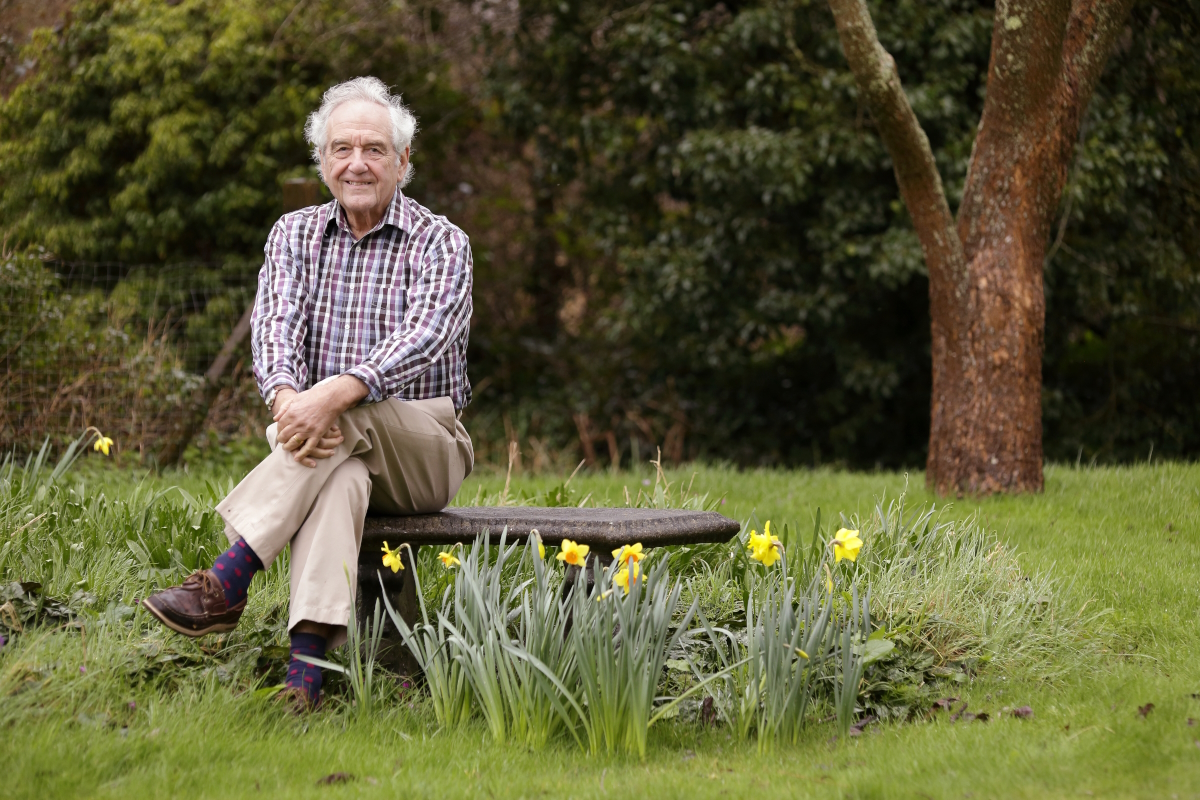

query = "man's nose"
[348,148,370,171]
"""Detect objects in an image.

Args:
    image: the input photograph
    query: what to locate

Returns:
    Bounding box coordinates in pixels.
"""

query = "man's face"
[321,100,408,222]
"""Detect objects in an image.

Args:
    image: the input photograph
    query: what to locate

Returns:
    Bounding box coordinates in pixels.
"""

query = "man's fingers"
[298,434,344,463]
[280,431,305,452]
[292,436,321,466]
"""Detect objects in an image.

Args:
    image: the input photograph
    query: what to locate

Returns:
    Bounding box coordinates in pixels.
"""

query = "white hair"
[304,76,418,187]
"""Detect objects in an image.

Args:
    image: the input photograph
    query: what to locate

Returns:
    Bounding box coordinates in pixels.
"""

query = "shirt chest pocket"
[366,271,410,341]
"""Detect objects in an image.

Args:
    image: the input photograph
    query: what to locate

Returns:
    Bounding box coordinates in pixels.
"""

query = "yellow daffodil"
[596,589,614,602]
[824,563,834,594]
[612,542,644,566]
[93,435,114,456]
[381,541,404,573]
[556,539,590,567]
[796,648,809,660]
[530,530,545,560]
[613,562,641,594]
[438,551,461,568]
[746,522,783,567]
[831,528,864,563]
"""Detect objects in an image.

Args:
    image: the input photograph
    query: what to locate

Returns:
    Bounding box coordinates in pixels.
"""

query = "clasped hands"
[271,375,370,468]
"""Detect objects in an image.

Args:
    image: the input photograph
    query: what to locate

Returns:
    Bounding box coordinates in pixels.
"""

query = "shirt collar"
[326,190,408,237]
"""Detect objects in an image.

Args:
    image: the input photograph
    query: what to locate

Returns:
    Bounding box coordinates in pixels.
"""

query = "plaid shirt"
[251,191,472,410]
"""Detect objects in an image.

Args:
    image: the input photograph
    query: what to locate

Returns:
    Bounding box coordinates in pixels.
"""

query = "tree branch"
[155,301,255,468]
[980,0,1074,136]
[957,0,1072,244]
[1054,0,1136,147]
[826,0,966,292]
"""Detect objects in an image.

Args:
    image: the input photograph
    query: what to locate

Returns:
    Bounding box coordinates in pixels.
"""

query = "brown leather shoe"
[141,570,245,637]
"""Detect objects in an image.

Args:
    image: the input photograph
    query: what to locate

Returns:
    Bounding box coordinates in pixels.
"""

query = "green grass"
[3,459,1200,798]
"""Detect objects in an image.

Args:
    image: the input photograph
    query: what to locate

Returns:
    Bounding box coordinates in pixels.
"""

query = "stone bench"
[356,507,742,663]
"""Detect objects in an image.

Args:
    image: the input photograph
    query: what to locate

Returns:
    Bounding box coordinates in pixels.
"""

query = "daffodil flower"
[612,542,644,566]
[830,527,864,563]
[824,563,834,594]
[595,589,613,602]
[381,541,404,573]
[556,538,590,567]
[93,435,114,456]
[530,530,545,560]
[438,551,461,568]
[613,561,640,594]
[746,521,783,566]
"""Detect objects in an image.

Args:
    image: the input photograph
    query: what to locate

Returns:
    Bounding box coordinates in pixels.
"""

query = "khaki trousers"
[215,397,473,647]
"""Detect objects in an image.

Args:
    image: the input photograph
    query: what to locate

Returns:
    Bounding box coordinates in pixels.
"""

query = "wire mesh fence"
[1,254,265,461]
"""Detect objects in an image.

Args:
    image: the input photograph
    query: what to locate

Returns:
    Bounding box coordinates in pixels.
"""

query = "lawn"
[2,457,1199,799]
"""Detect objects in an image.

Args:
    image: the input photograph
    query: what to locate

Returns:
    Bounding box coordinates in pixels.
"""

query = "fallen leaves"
[700,695,717,727]
[848,714,878,736]
[1137,703,1155,718]
[316,773,354,786]
[1009,706,1034,719]
[931,698,989,724]
[932,697,958,713]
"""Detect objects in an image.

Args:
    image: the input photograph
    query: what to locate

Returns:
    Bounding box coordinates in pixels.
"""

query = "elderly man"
[142,77,473,709]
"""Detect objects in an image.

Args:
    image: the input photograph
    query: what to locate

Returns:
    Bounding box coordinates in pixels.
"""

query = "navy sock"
[286,632,326,705]
[210,539,263,607]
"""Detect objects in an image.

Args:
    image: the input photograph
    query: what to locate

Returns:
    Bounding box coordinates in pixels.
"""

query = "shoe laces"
[182,570,220,596]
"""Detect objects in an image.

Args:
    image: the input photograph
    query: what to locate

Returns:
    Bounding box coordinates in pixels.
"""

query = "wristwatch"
[265,387,277,409]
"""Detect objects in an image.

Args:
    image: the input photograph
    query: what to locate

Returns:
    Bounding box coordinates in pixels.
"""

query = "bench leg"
[560,549,614,602]
[357,543,421,678]
[561,550,613,635]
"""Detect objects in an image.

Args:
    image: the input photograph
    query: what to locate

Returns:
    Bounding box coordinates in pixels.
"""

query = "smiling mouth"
[344,180,374,187]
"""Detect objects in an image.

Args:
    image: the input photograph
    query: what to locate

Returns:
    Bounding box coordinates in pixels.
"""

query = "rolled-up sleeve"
[251,221,309,401]
[345,228,472,403]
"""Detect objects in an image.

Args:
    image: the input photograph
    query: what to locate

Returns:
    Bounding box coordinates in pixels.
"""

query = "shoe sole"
[141,598,240,637]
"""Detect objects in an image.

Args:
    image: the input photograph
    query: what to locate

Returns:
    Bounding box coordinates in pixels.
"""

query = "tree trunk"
[828,0,1133,494]
[528,182,566,342]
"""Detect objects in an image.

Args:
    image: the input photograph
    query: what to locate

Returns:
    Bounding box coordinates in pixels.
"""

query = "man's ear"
[316,154,334,191]
[398,146,410,180]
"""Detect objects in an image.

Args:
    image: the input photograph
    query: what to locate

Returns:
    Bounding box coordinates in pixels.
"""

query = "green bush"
[1,254,200,453]
[0,0,463,264]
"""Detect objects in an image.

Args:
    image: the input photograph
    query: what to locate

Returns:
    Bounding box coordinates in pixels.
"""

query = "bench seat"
[361,506,741,549]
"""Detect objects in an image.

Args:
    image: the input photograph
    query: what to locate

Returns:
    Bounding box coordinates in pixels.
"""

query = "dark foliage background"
[1,0,1197,467]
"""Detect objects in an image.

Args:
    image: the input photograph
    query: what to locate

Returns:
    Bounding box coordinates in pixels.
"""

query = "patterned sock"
[210,539,264,607]
[286,632,326,706]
